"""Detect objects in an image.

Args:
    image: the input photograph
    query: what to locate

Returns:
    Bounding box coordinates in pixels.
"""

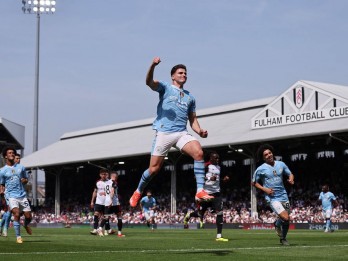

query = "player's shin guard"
[24,217,32,227]
[13,221,21,237]
[137,169,154,193]
[105,218,110,231]
[194,160,205,191]
[118,218,123,232]
[216,213,223,235]
[93,215,99,229]
[99,218,106,229]
[281,220,289,239]
[275,218,283,227]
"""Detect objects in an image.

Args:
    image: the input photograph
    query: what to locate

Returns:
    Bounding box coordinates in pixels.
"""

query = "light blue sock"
[137,169,153,193]
[326,219,331,230]
[194,160,205,190]
[4,211,11,229]
[13,220,21,237]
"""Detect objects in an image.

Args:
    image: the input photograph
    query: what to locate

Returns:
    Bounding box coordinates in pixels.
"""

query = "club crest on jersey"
[12,169,16,174]
[273,170,277,176]
[180,92,184,98]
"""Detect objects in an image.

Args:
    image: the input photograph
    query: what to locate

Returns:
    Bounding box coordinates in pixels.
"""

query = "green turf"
[0,227,347,261]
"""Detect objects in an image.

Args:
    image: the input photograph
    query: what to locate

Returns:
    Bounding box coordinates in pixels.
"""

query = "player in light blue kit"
[130,57,213,207]
[252,144,294,246]
[140,190,157,230]
[318,184,338,233]
[0,147,32,243]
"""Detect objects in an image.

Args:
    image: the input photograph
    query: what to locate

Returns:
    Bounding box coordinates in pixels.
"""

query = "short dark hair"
[257,144,274,162]
[2,146,16,158]
[171,64,186,76]
[99,168,109,174]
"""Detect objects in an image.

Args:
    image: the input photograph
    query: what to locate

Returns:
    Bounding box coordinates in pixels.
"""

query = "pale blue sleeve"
[156,81,168,94]
[330,192,337,201]
[22,166,29,179]
[282,162,291,176]
[252,169,260,183]
[0,171,4,185]
[188,96,196,113]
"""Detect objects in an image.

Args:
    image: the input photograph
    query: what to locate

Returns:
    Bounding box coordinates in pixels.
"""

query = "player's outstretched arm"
[146,57,161,91]
[189,112,208,138]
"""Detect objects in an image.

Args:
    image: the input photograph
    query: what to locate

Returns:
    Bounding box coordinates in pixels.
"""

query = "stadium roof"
[0,117,25,150]
[21,80,348,168]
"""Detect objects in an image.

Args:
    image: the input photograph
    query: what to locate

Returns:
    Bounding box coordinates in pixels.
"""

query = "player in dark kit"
[104,171,125,237]
[184,152,229,241]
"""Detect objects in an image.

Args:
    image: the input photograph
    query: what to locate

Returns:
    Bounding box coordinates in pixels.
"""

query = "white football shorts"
[269,201,290,215]
[151,131,197,156]
[144,210,155,221]
[322,209,332,219]
[8,197,31,212]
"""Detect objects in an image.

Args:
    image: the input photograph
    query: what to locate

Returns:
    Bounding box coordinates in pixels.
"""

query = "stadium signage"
[252,105,348,129]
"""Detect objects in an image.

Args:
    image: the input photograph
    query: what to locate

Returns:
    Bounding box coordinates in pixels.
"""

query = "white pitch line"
[0,244,347,255]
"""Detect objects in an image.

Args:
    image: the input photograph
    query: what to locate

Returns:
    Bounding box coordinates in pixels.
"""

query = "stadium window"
[275,156,282,161]
[222,160,236,167]
[291,153,307,161]
[117,170,126,175]
[164,165,174,171]
[317,151,335,159]
[182,164,194,171]
[243,159,251,166]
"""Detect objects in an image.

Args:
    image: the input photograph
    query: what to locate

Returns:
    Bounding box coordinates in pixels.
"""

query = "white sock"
[217,234,222,238]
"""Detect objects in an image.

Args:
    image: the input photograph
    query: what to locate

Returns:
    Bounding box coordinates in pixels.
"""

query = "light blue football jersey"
[0,164,28,198]
[152,81,196,133]
[319,191,336,211]
[252,161,291,202]
[140,196,156,212]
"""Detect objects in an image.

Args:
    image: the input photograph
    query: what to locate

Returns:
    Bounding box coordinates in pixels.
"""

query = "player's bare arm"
[21,178,28,184]
[0,184,4,195]
[287,173,294,185]
[90,189,97,207]
[146,57,161,91]
[188,112,208,138]
[253,182,274,195]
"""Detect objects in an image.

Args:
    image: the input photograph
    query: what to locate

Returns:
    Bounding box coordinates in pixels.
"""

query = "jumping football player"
[129,57,213,207]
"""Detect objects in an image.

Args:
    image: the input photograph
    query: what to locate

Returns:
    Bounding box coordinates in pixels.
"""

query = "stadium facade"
[21,80,348,216]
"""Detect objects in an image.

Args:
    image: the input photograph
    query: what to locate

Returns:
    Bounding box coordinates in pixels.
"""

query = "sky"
[1,0,348,157]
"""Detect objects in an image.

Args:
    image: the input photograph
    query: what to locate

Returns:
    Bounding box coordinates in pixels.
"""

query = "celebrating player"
[318,184,338,233]
[252,144,294,246]
[104,171,125,237]
[0,147,32,244]
[140,190,157,230]
[129,57,213,207]
[184,152,229,242]
[90,169,109,236]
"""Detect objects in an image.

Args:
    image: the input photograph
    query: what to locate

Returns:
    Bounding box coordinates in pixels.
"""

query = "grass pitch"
[0,227,347,261]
